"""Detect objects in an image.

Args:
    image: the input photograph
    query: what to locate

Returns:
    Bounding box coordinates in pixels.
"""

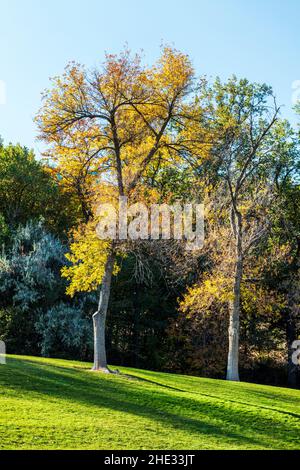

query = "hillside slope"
[0,355,299,449]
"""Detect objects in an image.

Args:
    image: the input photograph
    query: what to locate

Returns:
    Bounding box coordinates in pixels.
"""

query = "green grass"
[0,355,299,449]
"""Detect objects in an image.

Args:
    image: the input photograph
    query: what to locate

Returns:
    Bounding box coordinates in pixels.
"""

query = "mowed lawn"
[0,355,299,449]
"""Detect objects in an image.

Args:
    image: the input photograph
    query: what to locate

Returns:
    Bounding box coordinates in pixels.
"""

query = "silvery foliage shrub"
[36,301,93,357]
[0,220,66,311]
[0,221,95,356]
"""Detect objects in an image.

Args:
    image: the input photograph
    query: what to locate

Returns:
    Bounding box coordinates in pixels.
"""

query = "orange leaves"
[35,46,203,203]
[152,46,194,97]
[35,47,210,296]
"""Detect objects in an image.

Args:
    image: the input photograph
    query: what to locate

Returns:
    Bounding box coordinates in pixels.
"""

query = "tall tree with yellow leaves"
[36,47,203,372]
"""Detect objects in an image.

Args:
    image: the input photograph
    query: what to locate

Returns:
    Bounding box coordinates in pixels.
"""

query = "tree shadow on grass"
[1,357,299,449]
[124,373,300,420]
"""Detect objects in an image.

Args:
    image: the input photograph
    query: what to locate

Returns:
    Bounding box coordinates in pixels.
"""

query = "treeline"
[1,48,300,387]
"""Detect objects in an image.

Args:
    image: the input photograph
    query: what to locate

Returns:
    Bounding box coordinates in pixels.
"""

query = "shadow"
[123,371,300,420]
[122,373,188,392]
[1,357,299,449]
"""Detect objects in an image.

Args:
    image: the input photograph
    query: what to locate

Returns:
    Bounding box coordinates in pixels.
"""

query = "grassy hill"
[0,355,299,450]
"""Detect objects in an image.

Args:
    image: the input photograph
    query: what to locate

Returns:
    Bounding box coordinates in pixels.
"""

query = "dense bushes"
[0,221,95,359]
[0,219,295,385]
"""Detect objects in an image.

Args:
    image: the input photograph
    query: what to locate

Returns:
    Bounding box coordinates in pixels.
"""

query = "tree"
[184,77,280,380]
[0,141,73,235]
[263,179,300,386]
[36,47,201,372]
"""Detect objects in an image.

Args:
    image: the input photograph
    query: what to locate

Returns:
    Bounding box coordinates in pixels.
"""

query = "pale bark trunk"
[226,229,242,381]
[92,251,115,372]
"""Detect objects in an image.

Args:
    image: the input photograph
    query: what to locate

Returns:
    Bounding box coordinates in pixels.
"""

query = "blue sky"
[0,0,299,155]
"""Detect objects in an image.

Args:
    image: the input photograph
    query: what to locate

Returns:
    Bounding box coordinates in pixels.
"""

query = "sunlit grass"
[0,355,299,449]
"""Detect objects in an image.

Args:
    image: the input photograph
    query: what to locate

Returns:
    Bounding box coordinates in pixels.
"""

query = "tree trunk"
[226,237,243,381]
[92,251,115,372]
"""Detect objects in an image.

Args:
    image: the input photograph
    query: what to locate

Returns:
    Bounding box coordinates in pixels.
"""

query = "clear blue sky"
[0,0,299,155]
